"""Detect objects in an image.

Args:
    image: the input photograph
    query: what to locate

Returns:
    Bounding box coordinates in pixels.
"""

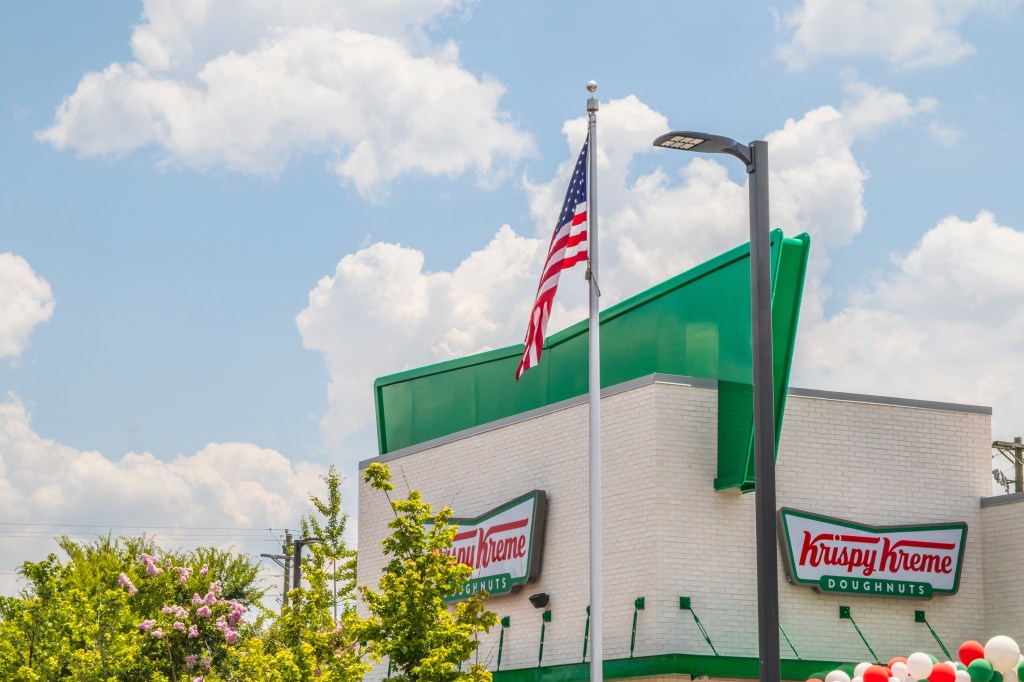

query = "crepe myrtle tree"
[358,463,497,682]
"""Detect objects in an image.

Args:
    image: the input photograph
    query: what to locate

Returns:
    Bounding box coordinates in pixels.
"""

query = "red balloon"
[960,641,986,666]
[891,658,909,669]
[865,665,892,682]
[931,663,956,682]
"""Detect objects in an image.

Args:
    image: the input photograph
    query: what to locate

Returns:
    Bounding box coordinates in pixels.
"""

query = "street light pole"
[652,132,780,682]
[292,537,324,591]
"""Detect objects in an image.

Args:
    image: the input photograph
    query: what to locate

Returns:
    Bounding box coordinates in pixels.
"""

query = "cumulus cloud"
[296,227,546,457]
[777,0,1010,70]
[37,0,533,195]
[298,83,938,465]
[0,253,55,359]
[0,394,324,596]
[793,210,1024,437]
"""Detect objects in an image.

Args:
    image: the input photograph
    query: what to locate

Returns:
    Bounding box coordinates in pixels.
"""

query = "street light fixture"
[652,130,780,682]
[292,536,324,591]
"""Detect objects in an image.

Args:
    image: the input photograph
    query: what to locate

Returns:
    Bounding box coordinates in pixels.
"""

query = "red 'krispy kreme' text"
[798,532,879,576]
[878,537,953,574]
[797,530,954,577]
[444,518,528,571]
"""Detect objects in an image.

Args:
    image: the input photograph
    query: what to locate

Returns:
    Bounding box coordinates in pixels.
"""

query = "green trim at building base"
[492,653,843,682]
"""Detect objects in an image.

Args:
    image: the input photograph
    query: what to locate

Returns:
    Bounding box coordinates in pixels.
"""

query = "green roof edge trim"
[373,230,810,491]
[491,652,844,682]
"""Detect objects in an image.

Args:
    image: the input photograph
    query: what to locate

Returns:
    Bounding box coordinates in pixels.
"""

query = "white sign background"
[778,508,967,594]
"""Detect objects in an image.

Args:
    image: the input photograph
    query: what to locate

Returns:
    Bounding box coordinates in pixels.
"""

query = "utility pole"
[993,438,1024,493]
[260,529,292,611]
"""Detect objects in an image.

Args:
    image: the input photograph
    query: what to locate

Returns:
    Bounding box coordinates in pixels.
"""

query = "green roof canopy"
[374,230,810,492]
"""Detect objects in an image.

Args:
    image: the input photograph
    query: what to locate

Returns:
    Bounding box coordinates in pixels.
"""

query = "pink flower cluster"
[141,554,163,576]
[117,572,138,596]
[214,615,239,644]
[174,566,192,584]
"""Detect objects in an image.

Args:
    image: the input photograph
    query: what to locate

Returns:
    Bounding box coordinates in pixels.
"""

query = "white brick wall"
[357,380,993,676]
[981,496,1024,640]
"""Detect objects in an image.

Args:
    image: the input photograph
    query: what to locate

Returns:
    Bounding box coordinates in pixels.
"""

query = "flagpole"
[585,80,602,682]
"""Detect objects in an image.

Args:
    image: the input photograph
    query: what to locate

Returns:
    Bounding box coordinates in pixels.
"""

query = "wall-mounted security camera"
[529,592,550,609]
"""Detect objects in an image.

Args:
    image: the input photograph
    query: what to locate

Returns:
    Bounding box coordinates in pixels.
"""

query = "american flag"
[516,136,589,381]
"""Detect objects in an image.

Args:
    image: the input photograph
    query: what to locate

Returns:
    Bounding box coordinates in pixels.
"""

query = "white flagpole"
[585,80,602,682]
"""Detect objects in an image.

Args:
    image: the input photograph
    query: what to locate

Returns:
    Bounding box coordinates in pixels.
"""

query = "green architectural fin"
[373,230,810,492]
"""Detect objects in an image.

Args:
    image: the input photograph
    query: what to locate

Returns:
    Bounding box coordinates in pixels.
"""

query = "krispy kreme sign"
[778,508,967,599]
[440,490,546,601]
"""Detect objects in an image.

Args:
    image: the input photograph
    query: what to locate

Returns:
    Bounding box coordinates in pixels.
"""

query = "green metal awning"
[373,230,810,492]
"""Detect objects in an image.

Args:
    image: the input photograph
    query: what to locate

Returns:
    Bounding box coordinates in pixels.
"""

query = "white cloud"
[299,84,937,463]
[927,119,964,146]
[793,211,1024,437]
[777,0,1012,70]
[295,227,546,463]
[37,0,533,195]
[0,253,54,359]
[0,394,324,596]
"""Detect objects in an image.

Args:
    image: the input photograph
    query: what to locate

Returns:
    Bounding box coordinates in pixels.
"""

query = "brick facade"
[357,376,1006,679]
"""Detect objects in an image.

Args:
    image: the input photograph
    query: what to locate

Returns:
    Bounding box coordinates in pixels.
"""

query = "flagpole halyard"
[585,80,602,682]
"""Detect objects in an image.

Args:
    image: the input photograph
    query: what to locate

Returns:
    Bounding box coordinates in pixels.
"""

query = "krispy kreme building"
[357,232,1024,682]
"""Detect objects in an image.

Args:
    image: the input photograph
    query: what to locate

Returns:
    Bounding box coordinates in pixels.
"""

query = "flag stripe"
[516,136,590,381]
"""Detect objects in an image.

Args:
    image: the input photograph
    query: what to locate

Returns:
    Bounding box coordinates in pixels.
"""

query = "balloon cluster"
[811,637,1024,682]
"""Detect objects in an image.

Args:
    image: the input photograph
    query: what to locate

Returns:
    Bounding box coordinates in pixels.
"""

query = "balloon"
[856,664,874,678]
[969,659,995,682]
[892,663,909,679]
[987,638,1022,673]
[960,642,986,666]
[828,671,852,682]
[931,663,956,682]
[958,672,973,682]
[909,653,936,681]
[865,666,892,682]
[1017,661,1024,681]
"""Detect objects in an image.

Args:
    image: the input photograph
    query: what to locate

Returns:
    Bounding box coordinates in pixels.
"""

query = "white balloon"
[855,663,873,678]
[853,677,863,682]
[1004,666,1019,682]
[891,677,902,682]
[827,671,852,682]
[986,636,1022,673]
[908,652,935,681]
[892,662,909,679]
[955,670,971,682]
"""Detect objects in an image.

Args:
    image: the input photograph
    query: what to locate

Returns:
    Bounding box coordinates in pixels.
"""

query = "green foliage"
[357,463,497,682]
[0,535,265,681]
[0,463,493,682]
[301,465,358,619]
[231,465,369,682]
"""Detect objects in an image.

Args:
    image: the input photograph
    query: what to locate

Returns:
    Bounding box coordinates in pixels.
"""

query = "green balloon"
[992,672,1003,682]
[1016,661,1024,680]
[968,659,994,682]
[929,655,940,664]
[959,665,968,672]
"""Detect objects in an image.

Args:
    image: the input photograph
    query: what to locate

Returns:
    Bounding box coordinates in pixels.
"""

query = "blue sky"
[2,0,1023,589]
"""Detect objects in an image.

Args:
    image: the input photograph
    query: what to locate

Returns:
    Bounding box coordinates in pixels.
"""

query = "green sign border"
[443,489,547,597]
[777,507,968,598]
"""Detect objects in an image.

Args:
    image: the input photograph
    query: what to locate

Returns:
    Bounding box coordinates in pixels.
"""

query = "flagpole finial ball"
[586,81,597,93]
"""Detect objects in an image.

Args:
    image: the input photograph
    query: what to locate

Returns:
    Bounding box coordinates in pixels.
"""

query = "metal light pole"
[292,536,324,591]
[652,131,780,682]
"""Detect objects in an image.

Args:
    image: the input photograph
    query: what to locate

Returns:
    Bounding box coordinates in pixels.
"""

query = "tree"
[0,535,266,681]
[357,463,497,682]
[301,465,357,620]
[227,465,369,682]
